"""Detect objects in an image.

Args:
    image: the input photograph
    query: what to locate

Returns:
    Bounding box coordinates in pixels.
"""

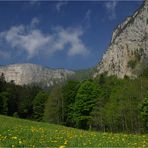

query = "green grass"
[0,115,148,147]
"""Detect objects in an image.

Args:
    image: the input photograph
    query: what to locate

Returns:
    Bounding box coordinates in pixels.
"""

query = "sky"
[0,0,143,70]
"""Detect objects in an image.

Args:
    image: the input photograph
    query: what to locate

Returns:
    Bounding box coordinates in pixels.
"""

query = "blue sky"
[0,0,143,70]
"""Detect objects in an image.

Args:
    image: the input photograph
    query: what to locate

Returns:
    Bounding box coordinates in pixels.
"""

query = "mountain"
[94,0,148,78]
[70,67,96,80]
[0,64,75,86]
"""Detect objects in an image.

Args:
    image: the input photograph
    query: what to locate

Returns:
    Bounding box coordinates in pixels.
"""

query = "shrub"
[128,60,137,69]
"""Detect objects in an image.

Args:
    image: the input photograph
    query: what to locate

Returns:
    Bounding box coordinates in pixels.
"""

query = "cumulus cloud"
[0,25,50,58]
[56,1,68,12]
[105,1,118,20]
[0,18,89,59]
[52,27,89,56]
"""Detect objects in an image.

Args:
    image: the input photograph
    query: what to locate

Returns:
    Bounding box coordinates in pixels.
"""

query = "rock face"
[94,0,148,78]
[0,64,75,86]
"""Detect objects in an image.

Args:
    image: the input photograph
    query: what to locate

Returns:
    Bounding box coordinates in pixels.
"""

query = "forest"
[0,68,148,133]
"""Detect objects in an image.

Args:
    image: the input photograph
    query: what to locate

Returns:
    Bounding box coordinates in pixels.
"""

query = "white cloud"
[105,1,118,20]
[52,27,89,56]
[0,25,50,58]
[0,18,89,59]
[85,10,91,21]
[83,9,92,28]
[30,17,40,28]
[56,1,67,12]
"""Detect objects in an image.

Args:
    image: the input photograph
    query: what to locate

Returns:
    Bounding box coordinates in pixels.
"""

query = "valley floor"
[0,115,148,147]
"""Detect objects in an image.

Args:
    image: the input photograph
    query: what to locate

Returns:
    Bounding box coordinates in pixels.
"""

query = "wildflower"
[59,145,65,148]
[64,140,68,145]
[12,136,17,140]
[19,140,22,144]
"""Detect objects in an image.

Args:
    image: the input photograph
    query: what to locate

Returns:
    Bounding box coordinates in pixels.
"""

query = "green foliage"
[0,73,6,91]
[127,48,144,70]
[42,74,148,133]
[70,68,95,80]
[98,73,106,85]
[72,80,100,129]
[43,85,63,124]
[1,115,148,147]
[128,60,137,69]
[13,112,19,118]
[33,91,49,121]
[0,67,148,134]
[141,67,148,78]
[139,48,144,56]
[90,76,148,133]
[90,76,123,131]
[103,80,142,132]
[18,85,42,119]
[135,49,143,61]
[0,91,9,114]
[140,97,148,131]
[62,80,80,126]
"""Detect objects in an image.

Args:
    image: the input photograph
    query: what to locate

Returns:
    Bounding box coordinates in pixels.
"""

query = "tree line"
[0,68,148,133]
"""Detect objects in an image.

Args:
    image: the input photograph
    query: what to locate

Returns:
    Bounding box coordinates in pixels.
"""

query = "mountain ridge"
[0,63,75,86]
[94,0,148,78]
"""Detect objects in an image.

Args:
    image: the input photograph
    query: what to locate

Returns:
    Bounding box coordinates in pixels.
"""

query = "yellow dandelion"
[12,136,17,140]
[19,140,22,144]
[59,146,65,148]
[64,140,68,145]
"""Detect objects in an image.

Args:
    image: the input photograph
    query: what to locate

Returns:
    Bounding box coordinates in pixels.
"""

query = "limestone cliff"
[94,0,148,78]
[0,64,75,86]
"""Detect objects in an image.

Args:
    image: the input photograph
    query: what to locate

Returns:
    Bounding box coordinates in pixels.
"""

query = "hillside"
[71,67,95,80]
[0,115,148,147]
[0,64,75,86]
[94,0,148,78]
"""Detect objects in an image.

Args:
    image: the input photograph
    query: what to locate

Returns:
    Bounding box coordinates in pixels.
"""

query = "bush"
[128,60,137,69]
[140,97,148,131]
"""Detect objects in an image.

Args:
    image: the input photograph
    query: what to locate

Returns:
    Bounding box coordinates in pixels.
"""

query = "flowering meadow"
[0,115,148,147]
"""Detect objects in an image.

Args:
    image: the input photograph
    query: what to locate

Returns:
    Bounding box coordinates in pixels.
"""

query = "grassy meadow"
[0,115,148,147]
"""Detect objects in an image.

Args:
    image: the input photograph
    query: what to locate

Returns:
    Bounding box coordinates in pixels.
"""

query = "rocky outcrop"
[94,0,148,78]
[0,64,75,86]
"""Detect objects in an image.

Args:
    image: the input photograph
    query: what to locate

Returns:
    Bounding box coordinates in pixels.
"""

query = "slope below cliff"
[94,0,148,78]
